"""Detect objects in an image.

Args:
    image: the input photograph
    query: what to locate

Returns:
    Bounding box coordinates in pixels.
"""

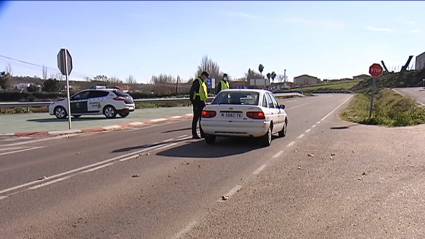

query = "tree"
[0,71,10,90]
[27,84,40,92]
[94,75,108,81]
[245,68,264,82]
[42,78,61,92]
[150,74,176,84]
[56,73,64,81]
[126,75,136,84]
[108,76,123,84]
[195,55,223,81]
[5,62,12,76]
[42,65,48,79]
[271,71,277,81]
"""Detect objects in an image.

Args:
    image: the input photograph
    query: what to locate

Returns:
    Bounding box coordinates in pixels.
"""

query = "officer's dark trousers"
[192,105,205,137]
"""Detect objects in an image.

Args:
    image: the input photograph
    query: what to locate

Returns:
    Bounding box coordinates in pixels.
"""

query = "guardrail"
[0,93,304,109]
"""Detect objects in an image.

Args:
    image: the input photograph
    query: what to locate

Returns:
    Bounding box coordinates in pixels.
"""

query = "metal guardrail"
[0,93,303,109]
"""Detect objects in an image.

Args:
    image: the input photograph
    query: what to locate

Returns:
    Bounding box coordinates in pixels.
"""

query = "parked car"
[200,89,288,147]
[49,89,135,119]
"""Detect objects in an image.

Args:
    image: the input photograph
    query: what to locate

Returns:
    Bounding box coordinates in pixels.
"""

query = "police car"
[49,89,135,119]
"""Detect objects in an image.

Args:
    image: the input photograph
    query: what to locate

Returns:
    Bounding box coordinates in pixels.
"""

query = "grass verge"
[341,88,425,127]
[291,80,361,93]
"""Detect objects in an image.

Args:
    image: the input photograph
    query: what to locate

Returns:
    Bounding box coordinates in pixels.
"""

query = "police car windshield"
[212,92,259,105]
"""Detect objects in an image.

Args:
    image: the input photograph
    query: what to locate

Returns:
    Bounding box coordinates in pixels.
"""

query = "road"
[393,87,425,105]
[0,94,354,238]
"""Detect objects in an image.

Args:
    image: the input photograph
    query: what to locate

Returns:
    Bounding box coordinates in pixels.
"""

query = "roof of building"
[294,74,319,79]
[416,51,425,58]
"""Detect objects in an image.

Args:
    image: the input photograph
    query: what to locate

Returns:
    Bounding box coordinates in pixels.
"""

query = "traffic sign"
[369,63,383,78]
[57,48,73,76]
[206,78,212,89]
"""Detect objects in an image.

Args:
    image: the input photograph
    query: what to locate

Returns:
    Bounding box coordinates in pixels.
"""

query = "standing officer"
[189,71,209,139]
[216,73,230,94]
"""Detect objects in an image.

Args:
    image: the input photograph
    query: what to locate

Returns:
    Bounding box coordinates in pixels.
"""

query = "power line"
[0,54,95,79]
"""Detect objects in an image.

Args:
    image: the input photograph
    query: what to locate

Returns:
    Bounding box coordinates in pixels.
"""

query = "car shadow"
[156,136,270,159]
[161,127,192,133]
[111,138,191,153]
[27,117,120,123]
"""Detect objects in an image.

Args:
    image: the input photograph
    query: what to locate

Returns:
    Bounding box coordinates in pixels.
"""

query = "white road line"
[177,135,188,139]
[28,176,71,190]
[224,185,242,199]
[320,96,353,121]
[162,138,175,142]
[83,163,115,173]
[272,150,284,159]
[297,134,305,139]
[286,102,314,110]
[285,100,295,103]
[1,137,31,141]
[312,124,316,128]
[0,146,23,151]
[287,141,295,147]
[155,142,179,151]
[0,146,43,156]
[172,220,198,239]
[253,164,267,175]
[305,129,311,133]
[0,196,7,200]
[151,118,167,122]
[1,134,79,147]
[316,121,321,124]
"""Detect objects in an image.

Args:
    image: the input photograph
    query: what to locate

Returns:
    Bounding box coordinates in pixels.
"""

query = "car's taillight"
[113,97,126,101]
[246,111,265,119]
[201,110,216,118]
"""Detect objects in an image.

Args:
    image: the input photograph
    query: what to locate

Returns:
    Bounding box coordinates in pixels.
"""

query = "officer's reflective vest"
[193,78,208,101]
[220,80,230,90]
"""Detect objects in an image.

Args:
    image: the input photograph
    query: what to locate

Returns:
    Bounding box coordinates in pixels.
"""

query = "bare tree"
[108,76,123,84]
[5,62,12,76]
[126,75,137,84]
[277,74,285,82]
[245,68,263,82]
[195,55,223,81]
[150,74,176,84]
[42,65,48,79]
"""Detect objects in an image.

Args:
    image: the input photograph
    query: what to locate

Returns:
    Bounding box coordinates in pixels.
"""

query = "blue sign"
[206,78,212,89]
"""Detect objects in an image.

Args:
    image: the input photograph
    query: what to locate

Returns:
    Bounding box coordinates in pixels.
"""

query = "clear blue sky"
[0,1,424,83]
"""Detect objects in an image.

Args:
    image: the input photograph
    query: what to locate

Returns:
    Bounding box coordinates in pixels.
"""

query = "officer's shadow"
[156,136,276,159]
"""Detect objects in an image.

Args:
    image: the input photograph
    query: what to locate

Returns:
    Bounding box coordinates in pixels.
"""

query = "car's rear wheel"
[260,127,272,147]
[119,112,130,118]
[103,106,117,119]
[54,106,67,119]
[278,121,287,137]
[205,135,216,144]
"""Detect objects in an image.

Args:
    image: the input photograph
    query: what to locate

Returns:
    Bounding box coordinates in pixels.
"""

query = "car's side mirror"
[279,104,285,109]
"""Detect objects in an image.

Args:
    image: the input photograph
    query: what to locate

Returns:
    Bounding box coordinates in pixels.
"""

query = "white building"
[293,74,320,86]
[13,83,31,90]
[415,52,425,71]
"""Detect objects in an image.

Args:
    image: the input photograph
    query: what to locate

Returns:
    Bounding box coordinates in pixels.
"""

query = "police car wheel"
[103,106,117,119]
[54,106,67,119]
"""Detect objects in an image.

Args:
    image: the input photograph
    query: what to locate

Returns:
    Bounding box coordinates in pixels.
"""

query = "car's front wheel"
[205,135,216,144]
[103,106,117,119]
[54,106,67,119]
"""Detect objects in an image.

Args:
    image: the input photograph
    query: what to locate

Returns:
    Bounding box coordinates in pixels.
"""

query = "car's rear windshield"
[212,92,259,105]
[114,90,130,97]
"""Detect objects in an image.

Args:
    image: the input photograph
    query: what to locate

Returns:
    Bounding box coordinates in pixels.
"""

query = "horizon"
[0,1,424,83]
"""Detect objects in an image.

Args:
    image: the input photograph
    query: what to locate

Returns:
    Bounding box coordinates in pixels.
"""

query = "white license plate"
[222,113,242,118]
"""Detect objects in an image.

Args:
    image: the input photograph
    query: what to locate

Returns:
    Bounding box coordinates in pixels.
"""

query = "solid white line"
[312,124,316,128]
[320,96,353,121]
[305,129,311,133]
[150,118,167,122]
[287,141,295,147]
[297,134,304,139]
[0,196,7,200]
[1,134,79,147]
[28,176,71,190]
[155,142,179,151]
[162,138,175,142]
[272,150,284,159]
[253,164,267,175]
[285,100,295,103]
[103,125,122,130]
[225,185,242,198]
[83,163,115,173]
[286,102,314,110]
[0,146,23,151]
[129,122,145,126]
[177,135,188,139]
[172,220,198,239]
[0,146,43,156]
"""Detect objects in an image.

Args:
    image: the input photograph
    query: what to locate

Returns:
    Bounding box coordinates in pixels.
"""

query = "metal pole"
[64,52,72,129]
[368,77,376,119]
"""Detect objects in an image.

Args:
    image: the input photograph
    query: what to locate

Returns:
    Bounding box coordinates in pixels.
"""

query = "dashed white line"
[83,163,115,173]
[305,129,311,133]
[312,124,316,128]
[163,138,175,142]
[0,196,8,200]
[253,164,267,175]
[272,150,284,159]
[28,176,71,190]
[287,141,295,147]
[224,185,242,199]
[177,135,188,139]
[0,134,79,147]
[297,134,305,139]
[172,220,198,239]
[317,121,321,124]
[0,146,44,156]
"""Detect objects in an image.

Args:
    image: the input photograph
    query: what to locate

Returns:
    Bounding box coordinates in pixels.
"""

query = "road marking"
[83,163,115,173]
[162,138,175,142]
[223,185,242,199]
[0,196,7,200]
[272,150,284,159]
[0,146,43,156]
[297,134,304,139]
[0,146,23,151]
[177,135,188,139]
[287,141,295,147]
[285,100,295,103]
[172,220,198,239]
[103,125,122,130]
[253,164,267,175]
[151,118,167,122]
[286,102,314,110]
[305,129,311,133]
[320,96,353,121]
[312,124,316,128]
[1,137,31,141]
[28,176,71,190]
[0,134,79,147]
[317,121,321,124]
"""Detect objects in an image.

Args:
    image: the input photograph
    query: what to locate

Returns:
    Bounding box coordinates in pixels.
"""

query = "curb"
[0,113,194,137]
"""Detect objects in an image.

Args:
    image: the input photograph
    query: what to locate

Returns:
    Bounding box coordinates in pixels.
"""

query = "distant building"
[293,74,320,86]
[13,83,31,90]
[415,52,425,71]
[353,74,370,80]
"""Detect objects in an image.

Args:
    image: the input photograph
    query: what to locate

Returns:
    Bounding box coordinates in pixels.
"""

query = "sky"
[0,1,424,83]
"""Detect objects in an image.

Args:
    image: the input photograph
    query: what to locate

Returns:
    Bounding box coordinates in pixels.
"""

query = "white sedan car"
[49,89,135,119]
[200,89,288,147]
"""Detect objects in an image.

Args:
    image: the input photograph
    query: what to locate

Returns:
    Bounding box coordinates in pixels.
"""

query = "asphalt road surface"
[393,87,425,105]
[0,94,354,239]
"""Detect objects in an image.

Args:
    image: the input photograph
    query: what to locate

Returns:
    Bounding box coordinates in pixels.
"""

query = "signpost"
[57,48,73,129]
[368,63,384,118]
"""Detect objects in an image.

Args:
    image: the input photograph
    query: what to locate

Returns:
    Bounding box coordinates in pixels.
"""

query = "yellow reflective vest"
[220,80,230,90]
[193,77,208,101]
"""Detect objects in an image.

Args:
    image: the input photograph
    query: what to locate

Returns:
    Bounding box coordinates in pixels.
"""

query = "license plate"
[222,113,242,118]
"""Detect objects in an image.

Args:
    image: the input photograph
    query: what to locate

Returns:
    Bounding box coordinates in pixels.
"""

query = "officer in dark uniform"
[189,71,209,139]
[216,73,230,94]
